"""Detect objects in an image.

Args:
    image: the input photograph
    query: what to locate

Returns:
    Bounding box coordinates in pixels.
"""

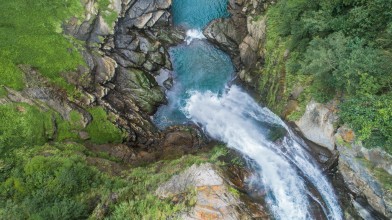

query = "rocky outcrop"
[335,127,392,218]
[295,100,338,151]
[60,0,189,148]
[156,163,268,219]
[203,15,247,68]
[292,99,392,218]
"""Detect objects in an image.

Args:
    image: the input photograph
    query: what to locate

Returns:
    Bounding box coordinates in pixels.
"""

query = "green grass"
[0,0,85,93]
[0,103,53,155]
[86,107,125,144]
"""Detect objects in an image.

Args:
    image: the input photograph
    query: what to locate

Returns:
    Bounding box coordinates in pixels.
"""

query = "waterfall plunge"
[183,85,342,220]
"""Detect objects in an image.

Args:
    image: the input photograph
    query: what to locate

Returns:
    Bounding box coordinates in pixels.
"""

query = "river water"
[154,0,343,219]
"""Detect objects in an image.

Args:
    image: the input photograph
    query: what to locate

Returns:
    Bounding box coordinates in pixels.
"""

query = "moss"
[97,0,118,28]
[372,167,392,192]
[56,111,84,142]
[86,107,125,145]
[228,186,240,198]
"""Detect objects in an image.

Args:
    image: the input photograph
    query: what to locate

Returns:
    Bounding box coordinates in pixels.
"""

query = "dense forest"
[264,0,392,152]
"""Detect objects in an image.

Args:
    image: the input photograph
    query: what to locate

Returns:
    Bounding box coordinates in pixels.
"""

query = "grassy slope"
[0,0,85,93]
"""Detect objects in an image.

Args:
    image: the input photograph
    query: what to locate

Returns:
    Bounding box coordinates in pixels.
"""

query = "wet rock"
[204,14,247,68]
[204,17,246,54]
[163,77,173,90]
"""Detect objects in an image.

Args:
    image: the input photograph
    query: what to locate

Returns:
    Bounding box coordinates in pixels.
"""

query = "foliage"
[0,0,85,92]
[0,144,102,219]
[263,0,392,151]
[86,107,125,144]
[56,110,85,142]
[97,0,119,27]
[0,103,53,155]
[340,95,392,153]
[108,145,230,219]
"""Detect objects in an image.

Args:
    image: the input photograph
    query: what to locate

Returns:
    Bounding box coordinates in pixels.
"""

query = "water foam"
[185,29,206,45]
[183,85,342,220]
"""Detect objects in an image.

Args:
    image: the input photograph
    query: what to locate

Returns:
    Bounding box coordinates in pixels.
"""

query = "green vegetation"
[97,0,119,27]
[0,0,85,93]
[0,103,53,155]
[0,143,106,219]
[262,0,392,152]
[0,103,124,154]
[86,107,125,144]
[0,143,230,219]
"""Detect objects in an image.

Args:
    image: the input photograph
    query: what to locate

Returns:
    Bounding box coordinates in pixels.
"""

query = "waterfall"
[183,86,343,220]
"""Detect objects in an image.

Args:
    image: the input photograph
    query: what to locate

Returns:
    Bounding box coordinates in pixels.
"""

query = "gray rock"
[122,0,172,29]
[94,56,117,84]
[118,49,146,66]
[296,100,337,151]
[204,15,247,67]
[115,67,165,115]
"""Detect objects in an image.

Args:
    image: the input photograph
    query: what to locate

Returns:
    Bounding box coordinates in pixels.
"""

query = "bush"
[265,0,392,150]
[0,144,102,219]
[340,95,392,153]
[0,104,53,155]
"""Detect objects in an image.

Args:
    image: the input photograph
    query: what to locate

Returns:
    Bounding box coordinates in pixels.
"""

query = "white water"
[183,85,343,220]
[185,29,206,45]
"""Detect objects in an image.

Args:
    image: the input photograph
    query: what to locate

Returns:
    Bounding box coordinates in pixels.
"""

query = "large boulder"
[156,163,258,219]
[120,0,172,30]
[295,100,337,151]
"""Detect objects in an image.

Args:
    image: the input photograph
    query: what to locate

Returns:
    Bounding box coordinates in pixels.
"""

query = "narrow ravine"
[154,0,343,219]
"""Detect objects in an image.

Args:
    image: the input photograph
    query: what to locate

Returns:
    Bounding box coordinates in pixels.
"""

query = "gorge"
[0,0,391,219]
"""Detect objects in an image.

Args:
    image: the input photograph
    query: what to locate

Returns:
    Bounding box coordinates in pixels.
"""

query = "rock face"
[203,16,247,68]
[292,100,392,218]
[296,100,337,151]
[156,163,264,219]
[60,0,188,148]
[335,127,392,218]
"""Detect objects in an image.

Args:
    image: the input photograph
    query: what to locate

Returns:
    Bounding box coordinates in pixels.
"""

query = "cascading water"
[154,0,343,219]
[183,86,342,219]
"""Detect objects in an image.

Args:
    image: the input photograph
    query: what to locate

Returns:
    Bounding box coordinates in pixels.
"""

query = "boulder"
[295,100,337,151]
[121,0,172,29]
[156,163,255,220]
